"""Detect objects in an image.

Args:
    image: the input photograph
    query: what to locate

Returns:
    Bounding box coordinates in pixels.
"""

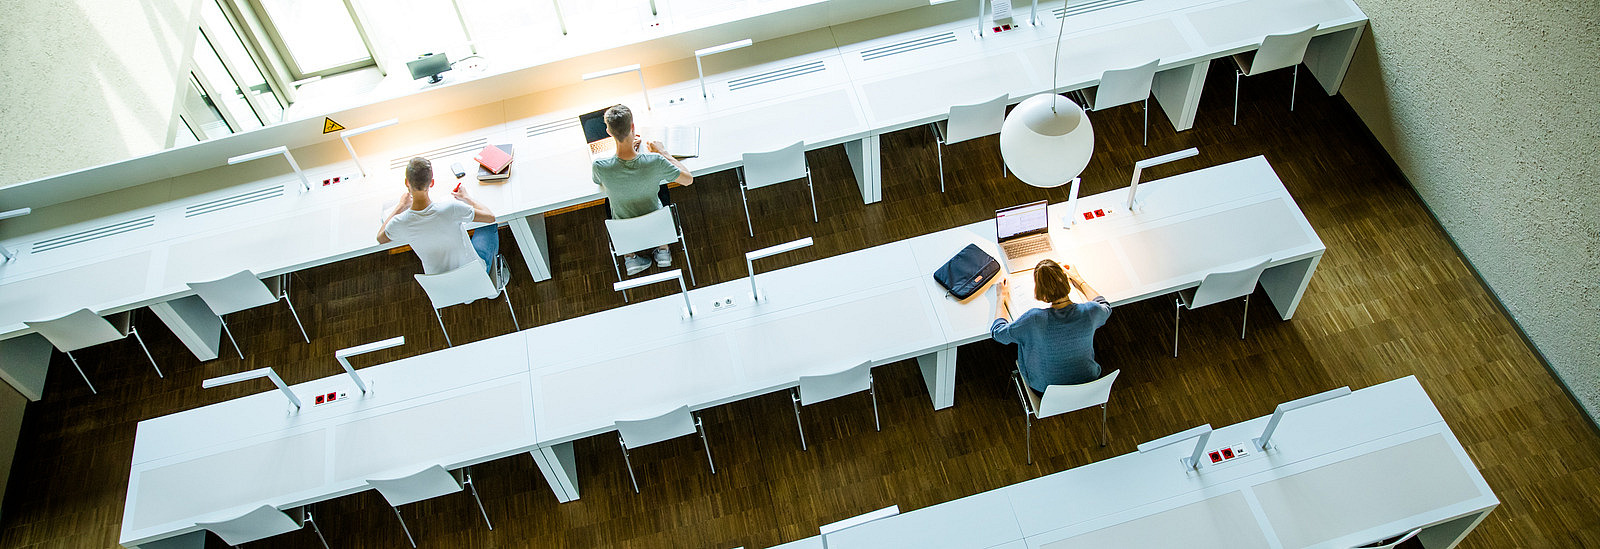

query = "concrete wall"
[1339,0,1600,416]
[0,0,201,186]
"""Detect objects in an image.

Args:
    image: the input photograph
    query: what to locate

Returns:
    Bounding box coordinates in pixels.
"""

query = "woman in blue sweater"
[992,259,1112,393]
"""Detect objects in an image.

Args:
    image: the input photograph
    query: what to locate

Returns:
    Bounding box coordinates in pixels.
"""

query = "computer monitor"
[406,53,451,84]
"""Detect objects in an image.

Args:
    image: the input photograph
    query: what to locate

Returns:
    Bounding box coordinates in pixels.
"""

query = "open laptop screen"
[579,106,614,144]
[996,200,1049,241]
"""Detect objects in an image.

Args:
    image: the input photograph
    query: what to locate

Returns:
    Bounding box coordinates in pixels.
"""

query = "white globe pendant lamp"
[1000,13,1095,188]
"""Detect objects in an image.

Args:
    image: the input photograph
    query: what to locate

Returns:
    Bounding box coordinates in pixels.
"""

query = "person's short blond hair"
[1033,259,1073,302]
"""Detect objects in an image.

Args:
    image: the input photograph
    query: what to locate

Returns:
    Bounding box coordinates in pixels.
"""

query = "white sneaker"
[624,254,651,275]
[654,247,672,268]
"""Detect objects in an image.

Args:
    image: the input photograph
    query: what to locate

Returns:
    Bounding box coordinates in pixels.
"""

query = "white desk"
[822,376,1500,549]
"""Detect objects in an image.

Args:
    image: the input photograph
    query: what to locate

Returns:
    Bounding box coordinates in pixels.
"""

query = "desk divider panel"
[333,381,533,481]
[536,334,737,438]
[131,430,326,530]
[0,252,152,326]
[1017,19,1193,85]
[1114,198,1309,285]
[1184,0,1357,47]
[733,285,940,383]
[1036,490,1271,549]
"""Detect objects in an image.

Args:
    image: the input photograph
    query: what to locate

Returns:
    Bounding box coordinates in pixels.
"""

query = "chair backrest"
[604,206,679,257]
[1093,60,1160,110]
[797,361,872,406]
[24,308,123,352]
[188,269,276,316]
[195,504,302,546]
[741,141,808,189]
[367,464,464,507]
[1038,369,1120,419]
[1189,258,1272,309]
[413,258,497,309]
[616,405,696,449]
[943,94,1009,145]
[1247,25,1317,75]
[1355,527,1423,549]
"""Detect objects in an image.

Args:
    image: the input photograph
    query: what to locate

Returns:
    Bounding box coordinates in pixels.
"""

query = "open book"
[640,126,700,159]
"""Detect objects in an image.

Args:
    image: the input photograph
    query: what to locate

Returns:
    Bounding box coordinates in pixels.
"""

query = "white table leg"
[916,347,958,410]
[1151,59,1210,132]
[1304,25,1365,95]
[1258,253,1322,320]
[507,215,552,282]
[844,134,883,204]
[128,530,206,549]
[531,443,580,503]
[149,296,223,361]
[0,333,53,401]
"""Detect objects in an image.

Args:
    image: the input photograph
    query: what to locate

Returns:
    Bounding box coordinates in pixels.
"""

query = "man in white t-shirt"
[377,157,500,277]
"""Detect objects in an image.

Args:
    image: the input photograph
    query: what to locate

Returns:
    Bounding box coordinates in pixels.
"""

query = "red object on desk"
[473,144,513,174]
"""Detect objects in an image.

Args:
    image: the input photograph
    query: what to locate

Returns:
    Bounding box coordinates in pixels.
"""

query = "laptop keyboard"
[1003,237,1051,258]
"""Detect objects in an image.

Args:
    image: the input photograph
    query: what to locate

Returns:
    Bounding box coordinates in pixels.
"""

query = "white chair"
[616,405,715,493]
[790,361,879,451]
[1355,528,1423,549]
[187,269,309,359]
[24,308,161,395]
[367,464,493,548]
[929,94,1009,192]
[738,141,816,237]
[413,256,518,347]
[1232,25,1318,125]
[195,504,329,549]
[603,204,696,302]
[1012,368,1119,464]
[1173,258,1273,357]
[1080,60,1160,146]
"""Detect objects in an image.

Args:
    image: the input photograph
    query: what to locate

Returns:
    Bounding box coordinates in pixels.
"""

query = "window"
[250,0,377,78]
[359,0,471,65]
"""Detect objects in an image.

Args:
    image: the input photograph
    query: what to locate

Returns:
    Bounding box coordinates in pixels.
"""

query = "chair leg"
[434,309,452,347]
[130,326,161,378]
[1099,404,1109,447]
[611,254,630,304]
[393,506,417,548]
[1241,294,1251,339]
[1290,65,1299,112]
[738,171,754,237]
[305,509,331,549]
[1142,96,1149,146]
[680,242,697,287]
[281,276,310,343]
[1233,69,1242,125]
[502,290,520,331]
[1012,371,1034,464]
[620,435,640,493]
[805,171,818,223]
[696,415,716,474]
[935,137,945,193]
[1025,412,1034,465]
[464,469,493,530]
[791,388,807,451]
[66,351,96,394]
[869,376,880,431]
[220,318,244,360]
[1172,298,1182,358]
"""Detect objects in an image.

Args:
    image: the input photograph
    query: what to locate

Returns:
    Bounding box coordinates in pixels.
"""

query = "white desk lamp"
[695,39,753,99]
[613,269,695,319]
[1126,147,1199,213]
[1137,424,1213,471]
[551,0,568,34]
[999,8,1094,188]
[1253,386,1351,451]
[745,237,813,302]
[334,336,405,394]
[338,118,400,178]
[202,367,303,410]
[0,207,32,262]
[228,146,312,193]
[583,64,651,111]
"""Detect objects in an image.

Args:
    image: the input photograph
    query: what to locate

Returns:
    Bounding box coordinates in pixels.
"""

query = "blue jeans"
[471,225,499,273]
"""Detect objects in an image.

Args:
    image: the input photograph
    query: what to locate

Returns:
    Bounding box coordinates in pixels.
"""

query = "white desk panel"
[0,252,153,330]
[1017,17,1197,89]
[732,284,942,384]
[333,380,535,481]
[1184,0,1362,49]
[1034,490,1271,549]
[533,333,738,442]
[823,489,1024,549]
[128,430,326,531]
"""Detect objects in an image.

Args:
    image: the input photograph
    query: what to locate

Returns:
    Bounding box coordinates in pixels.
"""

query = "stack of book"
[474,143,513,182]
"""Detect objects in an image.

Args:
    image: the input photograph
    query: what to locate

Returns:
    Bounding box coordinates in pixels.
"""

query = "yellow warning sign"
[322,117,345,134]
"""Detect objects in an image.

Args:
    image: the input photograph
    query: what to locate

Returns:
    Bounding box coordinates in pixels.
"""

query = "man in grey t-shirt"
[592,104,694,275]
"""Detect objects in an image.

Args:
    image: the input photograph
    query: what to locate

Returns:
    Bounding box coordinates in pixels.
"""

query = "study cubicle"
[0,0,1368,399]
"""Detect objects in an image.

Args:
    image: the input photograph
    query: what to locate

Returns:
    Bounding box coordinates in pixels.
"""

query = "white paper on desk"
[1007,271,1089,311]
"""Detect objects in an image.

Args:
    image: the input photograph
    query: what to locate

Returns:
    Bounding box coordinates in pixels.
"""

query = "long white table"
[820,376,1499,549]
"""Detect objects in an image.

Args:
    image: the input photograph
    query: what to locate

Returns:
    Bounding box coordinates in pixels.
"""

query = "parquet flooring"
[3,60,1598,548]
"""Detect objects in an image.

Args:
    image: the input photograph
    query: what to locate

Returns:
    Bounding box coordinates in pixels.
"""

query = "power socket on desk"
[704,296,739,314]
[320,173,358,187]
[313,390,351,407]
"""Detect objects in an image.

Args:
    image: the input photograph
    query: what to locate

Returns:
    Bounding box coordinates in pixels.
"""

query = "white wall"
[1340,0,1600,416]
[0,0,202,186]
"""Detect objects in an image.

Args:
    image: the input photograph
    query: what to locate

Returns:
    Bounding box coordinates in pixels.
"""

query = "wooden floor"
[4,61,1599,549]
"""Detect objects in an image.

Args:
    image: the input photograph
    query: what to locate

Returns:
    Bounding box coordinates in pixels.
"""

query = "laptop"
[996,200,1055,274]
[578,105,701,160]
[579,107,616,160]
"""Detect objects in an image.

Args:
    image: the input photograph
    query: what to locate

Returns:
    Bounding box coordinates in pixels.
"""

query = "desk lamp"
[1137,424,1213,471]
[1253,386,1351,451]
[745,237,813,302]
[203,367,303,410]
[583,64,651,111]
[551,0,568,34]
[999,7,1094,188]
[614,269,695,319]
[1126,147,1199,213]
[339,118,400,178]
[695,39,753,99]
[334,336,405,394]
[228,146,312,193]
[0,207,32,262]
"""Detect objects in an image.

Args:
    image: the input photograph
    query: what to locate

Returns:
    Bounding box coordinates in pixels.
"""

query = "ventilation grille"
[1055,0,1143,18]
[32,216,156,254]
[727,60,826,92]
[861,32,958,62]
[528,118,580,138]
[185,186,285,218]
[389,137,491,170]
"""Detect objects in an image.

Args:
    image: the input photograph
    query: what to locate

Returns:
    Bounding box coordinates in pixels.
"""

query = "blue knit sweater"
[991,297,1112,392]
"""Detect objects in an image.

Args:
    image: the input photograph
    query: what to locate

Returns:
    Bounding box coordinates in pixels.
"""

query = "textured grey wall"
[1340,0,1600,415]
[0,0,200,186]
